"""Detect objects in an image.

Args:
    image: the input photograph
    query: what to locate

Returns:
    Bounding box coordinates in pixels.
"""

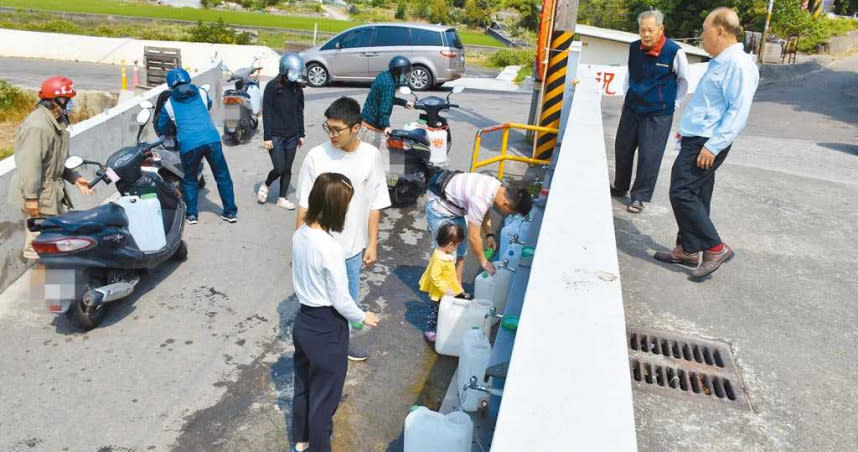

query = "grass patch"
[4,0,504,47]
[487,48,535,68]
[514,65,533,83]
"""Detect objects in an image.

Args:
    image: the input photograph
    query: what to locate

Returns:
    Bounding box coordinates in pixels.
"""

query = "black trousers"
[668,136,731,253]
[291,305,349,452]
[265,135,299,198]
[613,108,674,202]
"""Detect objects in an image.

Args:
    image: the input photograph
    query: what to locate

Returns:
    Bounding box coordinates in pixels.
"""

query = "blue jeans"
[425,200,468,257]
[180,141,237,217]
[345,251,364,303]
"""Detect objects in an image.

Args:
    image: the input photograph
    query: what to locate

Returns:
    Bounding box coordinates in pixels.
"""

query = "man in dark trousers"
[359,55,413,176]
[654,7,759,280]
[158,68,238,224]
[612,9,689,214]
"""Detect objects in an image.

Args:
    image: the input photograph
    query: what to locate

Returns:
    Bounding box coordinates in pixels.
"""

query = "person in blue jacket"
[158,68,238,224]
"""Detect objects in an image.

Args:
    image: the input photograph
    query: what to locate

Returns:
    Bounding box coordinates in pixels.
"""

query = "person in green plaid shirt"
[360,56,414,175]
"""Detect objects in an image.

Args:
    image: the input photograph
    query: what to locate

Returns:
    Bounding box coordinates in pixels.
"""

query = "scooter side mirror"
[65,156,84,170]
[399,86,412,96]
[136,109,151,126]
[221,63,230,72]
[200,84,211,93]
[139,100,154,110]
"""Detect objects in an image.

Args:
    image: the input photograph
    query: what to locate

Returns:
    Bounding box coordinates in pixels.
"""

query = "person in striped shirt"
[425,172,532,284]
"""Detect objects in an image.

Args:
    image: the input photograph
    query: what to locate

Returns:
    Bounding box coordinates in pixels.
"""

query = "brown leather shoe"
[653,245,699,267]
[691,244,734,280]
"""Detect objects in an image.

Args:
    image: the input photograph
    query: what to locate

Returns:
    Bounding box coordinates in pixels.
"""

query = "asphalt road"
[0,84,533,452]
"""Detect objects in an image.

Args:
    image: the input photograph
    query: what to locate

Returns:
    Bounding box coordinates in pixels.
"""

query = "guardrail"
[470,123,555,180]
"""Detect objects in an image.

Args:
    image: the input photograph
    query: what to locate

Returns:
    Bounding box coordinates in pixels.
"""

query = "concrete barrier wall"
[0,63,222,295]
[491,78,638,451]
[0,29,282,78]
[829,30,858,56]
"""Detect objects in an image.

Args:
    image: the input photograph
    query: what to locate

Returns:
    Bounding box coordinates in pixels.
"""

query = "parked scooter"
[385,85,464,206]
[221,59,262,145]
[28,103,188,330]
[397,85,464,167]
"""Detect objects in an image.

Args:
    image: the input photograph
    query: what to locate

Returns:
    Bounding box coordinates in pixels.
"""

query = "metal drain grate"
[626,328,752,411]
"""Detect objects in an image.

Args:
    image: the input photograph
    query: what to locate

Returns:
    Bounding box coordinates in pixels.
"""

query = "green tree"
[428,0,452,23]
[412,1,430,19]
[578,0,630,30]
[834,0,858,15]
[504,0,540,31]
[395,0,407,19]
[463,0,494,27]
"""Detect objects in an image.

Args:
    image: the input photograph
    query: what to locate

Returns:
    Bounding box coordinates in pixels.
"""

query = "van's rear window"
[444,29,464,49]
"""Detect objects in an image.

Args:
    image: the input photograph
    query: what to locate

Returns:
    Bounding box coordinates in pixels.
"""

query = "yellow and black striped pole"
[534,30,573,161]
[812,0,823,18]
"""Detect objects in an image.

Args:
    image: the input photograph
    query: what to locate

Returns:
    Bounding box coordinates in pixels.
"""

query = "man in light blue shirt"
[654,7,759,280]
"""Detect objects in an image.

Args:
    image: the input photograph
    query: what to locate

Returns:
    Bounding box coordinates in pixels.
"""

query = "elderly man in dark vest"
[611,9,689,214]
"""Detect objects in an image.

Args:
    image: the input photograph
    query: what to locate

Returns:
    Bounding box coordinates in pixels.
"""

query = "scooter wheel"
[69,289,107,331]
[173,240,188,261]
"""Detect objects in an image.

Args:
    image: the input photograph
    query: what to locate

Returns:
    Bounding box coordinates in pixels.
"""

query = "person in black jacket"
[258,52,306,210]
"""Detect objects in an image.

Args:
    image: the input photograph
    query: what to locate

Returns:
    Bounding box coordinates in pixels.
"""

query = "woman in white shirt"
[290,172,380,452]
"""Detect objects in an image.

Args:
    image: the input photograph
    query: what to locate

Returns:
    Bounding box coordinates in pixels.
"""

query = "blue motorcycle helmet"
[166,68,191,88]
[279,52,306,83]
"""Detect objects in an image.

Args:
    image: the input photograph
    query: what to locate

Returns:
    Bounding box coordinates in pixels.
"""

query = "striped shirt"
[428,173,501,226]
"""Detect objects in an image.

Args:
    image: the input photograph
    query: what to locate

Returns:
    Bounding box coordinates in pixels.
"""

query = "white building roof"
[575,24,709,58]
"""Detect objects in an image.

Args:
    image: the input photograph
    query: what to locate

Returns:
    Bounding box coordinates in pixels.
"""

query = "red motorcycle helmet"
[38,76,77,100]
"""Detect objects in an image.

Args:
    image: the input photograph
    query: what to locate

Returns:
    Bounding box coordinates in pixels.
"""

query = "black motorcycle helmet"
[388,56,412,81]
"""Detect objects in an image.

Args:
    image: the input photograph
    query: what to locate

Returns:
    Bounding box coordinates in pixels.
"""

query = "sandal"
[627,200,644,214]
[256,184,268,204]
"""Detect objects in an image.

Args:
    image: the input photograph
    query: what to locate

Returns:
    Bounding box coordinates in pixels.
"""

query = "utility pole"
[759,0,775,64]
[532,0,579,161]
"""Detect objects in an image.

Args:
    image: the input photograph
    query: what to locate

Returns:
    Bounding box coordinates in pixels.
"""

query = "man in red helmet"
[7,76,93,260]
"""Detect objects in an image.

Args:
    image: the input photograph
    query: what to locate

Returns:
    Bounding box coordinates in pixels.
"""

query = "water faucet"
[463,376,504,397]
[509,234,525,246]
[485,306,504,321]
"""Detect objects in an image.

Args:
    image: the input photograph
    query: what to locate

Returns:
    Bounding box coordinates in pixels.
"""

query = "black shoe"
[221,213,238,223]
[347,344,369,362]
[610,186,627,197]
[627,200,644,213]
[186,215,198,225]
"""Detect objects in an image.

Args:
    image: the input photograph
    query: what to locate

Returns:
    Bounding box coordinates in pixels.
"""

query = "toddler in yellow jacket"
[419,222,470,342]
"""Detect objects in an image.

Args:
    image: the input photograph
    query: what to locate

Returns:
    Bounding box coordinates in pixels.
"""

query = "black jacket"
[262,78,305,141]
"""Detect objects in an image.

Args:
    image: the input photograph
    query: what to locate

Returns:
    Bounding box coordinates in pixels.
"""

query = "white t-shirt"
[427,172,501,226]
[297,140,391,257]
[291,225,366,324]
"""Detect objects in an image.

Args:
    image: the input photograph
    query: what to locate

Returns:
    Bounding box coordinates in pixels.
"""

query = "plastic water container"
[404,406,472,452]
[505,246,535,272]
[115,195,166,252]
[457,328,492,412]
[473,266,514,315]
[436,296,492,357]
[498,214,532,264]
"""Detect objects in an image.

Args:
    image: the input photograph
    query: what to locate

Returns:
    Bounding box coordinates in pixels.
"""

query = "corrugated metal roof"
[576,24,709,58]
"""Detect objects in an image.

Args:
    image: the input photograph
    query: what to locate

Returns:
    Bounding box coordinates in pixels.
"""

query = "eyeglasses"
[322,122,352,137]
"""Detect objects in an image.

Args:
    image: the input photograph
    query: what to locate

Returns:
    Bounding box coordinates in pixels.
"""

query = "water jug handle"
[453,297,470,306]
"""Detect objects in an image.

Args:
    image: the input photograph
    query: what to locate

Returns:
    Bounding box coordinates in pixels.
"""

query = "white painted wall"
[0,64,222,295]
[490,78,638,451]
[580,35,708,65]
[0,29,282,78]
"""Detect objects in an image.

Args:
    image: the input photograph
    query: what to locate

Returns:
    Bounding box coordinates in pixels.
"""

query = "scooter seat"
[223,89,249,98]
[390,128,429,146]
[45,203,129,233]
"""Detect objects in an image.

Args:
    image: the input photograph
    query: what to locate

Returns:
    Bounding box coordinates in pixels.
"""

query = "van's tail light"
[33,238,95,255]
[224,96,243,105]
[440,50,458,58]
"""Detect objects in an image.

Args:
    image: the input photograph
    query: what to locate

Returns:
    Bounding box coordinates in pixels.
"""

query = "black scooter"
[28,104,188,330]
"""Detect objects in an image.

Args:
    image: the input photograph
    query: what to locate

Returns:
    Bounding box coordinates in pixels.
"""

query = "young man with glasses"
[295,97,391,362]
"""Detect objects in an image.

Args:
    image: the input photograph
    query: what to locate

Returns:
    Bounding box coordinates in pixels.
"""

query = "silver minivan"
[299,23,465,91]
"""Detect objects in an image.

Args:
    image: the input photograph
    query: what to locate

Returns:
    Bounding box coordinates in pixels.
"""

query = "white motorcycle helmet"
[279,52,306,83]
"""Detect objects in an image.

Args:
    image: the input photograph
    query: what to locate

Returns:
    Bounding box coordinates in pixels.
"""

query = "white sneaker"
[257,184,268,204]
[276,197,296,210]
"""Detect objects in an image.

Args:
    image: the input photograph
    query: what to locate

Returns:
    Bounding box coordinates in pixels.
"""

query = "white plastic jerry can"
[404,406,473,452]
[115,194,166,252]
[458,327,492,412]
[505,245,535,272]
[473,266,514,316]
[435,296,492,357]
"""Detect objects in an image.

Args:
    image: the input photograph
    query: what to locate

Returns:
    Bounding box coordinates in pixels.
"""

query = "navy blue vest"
[626,38,680,116]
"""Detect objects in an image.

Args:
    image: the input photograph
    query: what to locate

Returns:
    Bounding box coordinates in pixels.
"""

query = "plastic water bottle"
[404,406,472,452]
[458,328,491,412]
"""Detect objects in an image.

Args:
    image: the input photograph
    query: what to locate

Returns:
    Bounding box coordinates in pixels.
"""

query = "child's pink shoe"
[423,331,437,343]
